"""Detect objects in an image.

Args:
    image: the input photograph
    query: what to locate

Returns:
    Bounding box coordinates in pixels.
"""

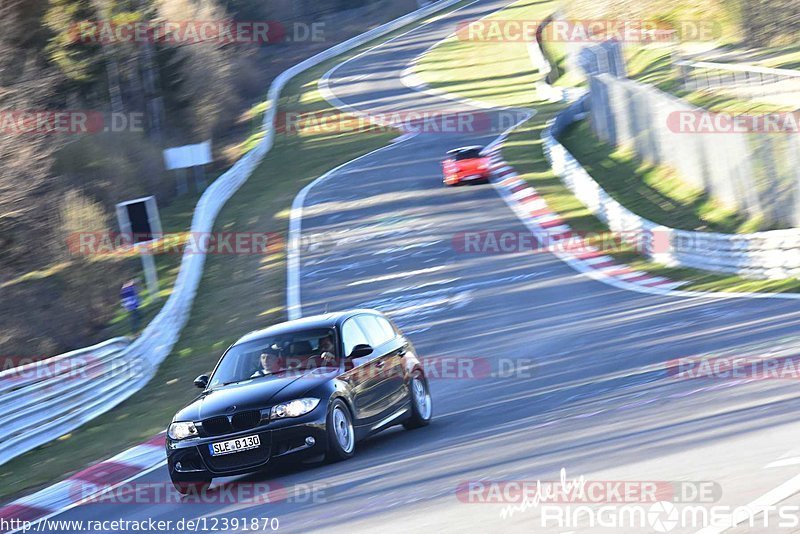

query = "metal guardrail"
[0,0,467,468]
[0,338,133,462]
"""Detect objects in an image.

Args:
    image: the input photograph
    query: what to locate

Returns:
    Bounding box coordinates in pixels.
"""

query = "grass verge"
[415,0,800,295]
[558,120,770,234]
[102,192,203,339]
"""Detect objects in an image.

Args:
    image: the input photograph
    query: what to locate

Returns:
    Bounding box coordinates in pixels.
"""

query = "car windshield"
[454,148,482,160]
[209,328,338,387]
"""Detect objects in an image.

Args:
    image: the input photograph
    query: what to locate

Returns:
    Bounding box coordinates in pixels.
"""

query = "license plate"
[209,434,261,456]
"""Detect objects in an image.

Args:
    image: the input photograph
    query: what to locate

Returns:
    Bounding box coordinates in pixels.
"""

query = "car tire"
[170,474,212,496]
[403,371,432,430]
[326,399,355,462]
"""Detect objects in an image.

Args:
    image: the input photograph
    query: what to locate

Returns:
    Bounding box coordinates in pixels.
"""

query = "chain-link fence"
[677,60,800,104]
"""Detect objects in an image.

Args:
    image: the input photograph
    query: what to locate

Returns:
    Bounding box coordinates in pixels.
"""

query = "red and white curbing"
[0,434,165,529]
[484,144,688,291]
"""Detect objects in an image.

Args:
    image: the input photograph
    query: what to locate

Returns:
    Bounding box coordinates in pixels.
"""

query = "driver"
[251,347,283,378]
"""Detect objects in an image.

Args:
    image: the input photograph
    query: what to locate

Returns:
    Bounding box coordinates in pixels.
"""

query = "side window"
[356,315,394,348]
[375,316,397,342]
[342,318,370,357]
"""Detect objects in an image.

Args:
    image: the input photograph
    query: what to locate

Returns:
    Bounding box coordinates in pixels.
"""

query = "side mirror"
[194,374,209,389]
[348,344,373,359]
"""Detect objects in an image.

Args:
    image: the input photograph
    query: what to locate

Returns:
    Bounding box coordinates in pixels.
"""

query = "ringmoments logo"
[460,469,800,531]
[538,502,800,531]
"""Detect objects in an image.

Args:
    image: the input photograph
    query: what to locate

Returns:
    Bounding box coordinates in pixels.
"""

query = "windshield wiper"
[220,380,244,386]
[219,369,292,387]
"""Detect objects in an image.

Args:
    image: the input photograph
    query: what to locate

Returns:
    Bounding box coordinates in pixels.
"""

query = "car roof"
[447,145,484,155]
[234,309,382,345]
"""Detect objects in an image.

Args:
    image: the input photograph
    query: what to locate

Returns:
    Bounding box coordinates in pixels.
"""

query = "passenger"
[318,336,337,366]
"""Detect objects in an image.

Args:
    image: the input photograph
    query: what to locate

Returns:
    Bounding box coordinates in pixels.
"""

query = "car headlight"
[271,398,320,419]
[168,421,198,440]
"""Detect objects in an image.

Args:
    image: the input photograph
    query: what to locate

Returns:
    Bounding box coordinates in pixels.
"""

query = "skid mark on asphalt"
[303,249,455,284]
[304,216,429,251]
[347,266,448,286]
[380,278,461,294]
[358,272,545,334]
[373,239,444,255]
[361,290,473,334]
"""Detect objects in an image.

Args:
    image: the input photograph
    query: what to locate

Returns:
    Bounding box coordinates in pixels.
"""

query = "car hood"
[451,158,480,171]
[174,368,337,422]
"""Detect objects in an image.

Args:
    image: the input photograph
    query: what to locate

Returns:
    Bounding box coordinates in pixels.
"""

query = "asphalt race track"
[38,1,800,532]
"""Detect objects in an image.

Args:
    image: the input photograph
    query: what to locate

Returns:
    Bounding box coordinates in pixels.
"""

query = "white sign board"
[162,141,212,170]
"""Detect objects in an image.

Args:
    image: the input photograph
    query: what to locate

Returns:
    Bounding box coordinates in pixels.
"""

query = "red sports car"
[442,146,492,186]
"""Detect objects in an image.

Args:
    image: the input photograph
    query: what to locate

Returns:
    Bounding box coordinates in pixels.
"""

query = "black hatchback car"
[166,309,432,492]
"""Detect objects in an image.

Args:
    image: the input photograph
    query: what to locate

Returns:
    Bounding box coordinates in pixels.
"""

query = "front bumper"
[444,171,492,185]
[167,410,328,478]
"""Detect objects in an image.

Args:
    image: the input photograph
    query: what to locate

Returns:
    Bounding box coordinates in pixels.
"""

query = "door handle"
[375,360,386,369]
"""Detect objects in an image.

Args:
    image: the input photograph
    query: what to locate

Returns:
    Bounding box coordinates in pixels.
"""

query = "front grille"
[201,416,232,437]
[200,438,270,473]
[232,410,262,431]
[200,410,263,437]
